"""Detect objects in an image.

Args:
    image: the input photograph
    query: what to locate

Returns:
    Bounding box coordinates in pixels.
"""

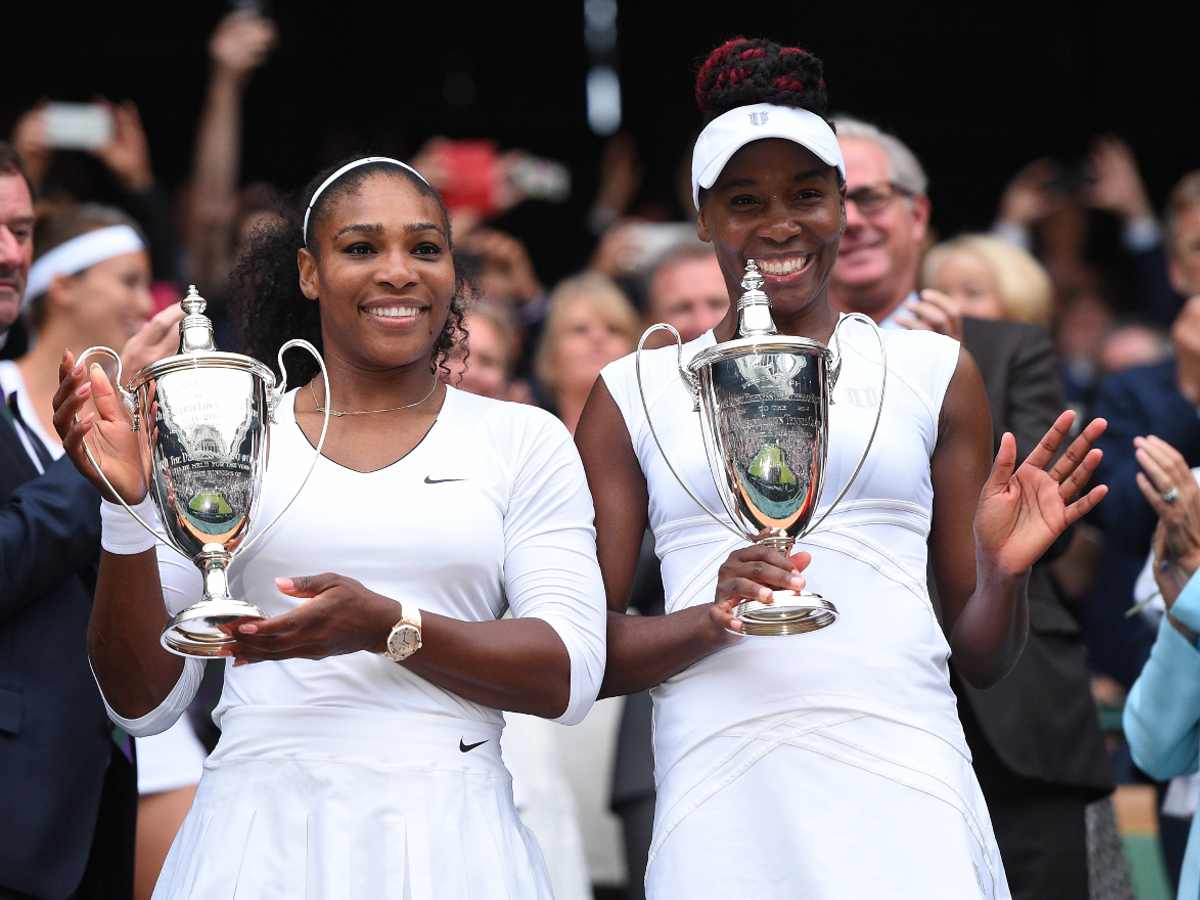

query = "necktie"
[6,392,54,471]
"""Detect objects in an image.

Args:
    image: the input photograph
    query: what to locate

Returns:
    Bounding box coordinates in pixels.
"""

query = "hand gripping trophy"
[78,286,331,657]
[636,260,886,635]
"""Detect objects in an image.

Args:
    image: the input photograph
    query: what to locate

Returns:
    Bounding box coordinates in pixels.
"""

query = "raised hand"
[120,303,184,381]
[11,105,51,189]
[973,411,1108,577]
[1085,135,1153,222]
[93,100,153,192]
[230,573,400,664]
[1134,435,1200,575]
[895,288,964,340]
[710,546,811,638]
[997,158,1063,228]
[209,10,277,82]
[52,349,146,504]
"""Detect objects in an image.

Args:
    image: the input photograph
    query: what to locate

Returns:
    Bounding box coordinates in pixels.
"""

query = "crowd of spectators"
[5,10,1200,900]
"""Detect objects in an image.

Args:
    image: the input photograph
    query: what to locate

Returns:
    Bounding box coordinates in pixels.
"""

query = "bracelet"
[100,496,159,555]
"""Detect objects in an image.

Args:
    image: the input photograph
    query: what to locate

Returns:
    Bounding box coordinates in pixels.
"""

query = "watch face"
[388,624,421,660]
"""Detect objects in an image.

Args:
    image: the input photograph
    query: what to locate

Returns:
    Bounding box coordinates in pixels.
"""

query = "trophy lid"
[128,285,276,390]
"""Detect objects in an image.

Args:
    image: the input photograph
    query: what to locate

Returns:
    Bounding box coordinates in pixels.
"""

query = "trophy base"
[161,599,265,658]
[734,591,838,636]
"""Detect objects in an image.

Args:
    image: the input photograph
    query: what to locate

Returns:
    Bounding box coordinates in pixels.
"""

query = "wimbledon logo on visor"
[749,111,769,126]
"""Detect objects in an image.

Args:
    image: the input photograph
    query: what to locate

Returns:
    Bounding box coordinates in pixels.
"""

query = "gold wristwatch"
[384,602,423,662]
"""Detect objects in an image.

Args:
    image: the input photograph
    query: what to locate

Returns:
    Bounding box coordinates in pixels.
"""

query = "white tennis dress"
[602,321,1011,899]
[100,386,607,899]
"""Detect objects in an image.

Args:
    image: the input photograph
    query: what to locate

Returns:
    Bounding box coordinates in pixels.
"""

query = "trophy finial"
[741,259,765,294]
[179,285,216,354]
[181,284,207,316]
[736,259,777,337]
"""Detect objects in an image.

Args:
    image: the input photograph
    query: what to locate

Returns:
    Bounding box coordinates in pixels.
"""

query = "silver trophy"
[637,261,886,636]
[79,286,331,657]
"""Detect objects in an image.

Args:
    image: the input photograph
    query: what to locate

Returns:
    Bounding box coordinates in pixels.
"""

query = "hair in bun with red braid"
[695,37,830,123]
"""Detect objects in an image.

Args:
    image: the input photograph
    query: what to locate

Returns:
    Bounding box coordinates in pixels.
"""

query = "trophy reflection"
[79,285,330,657]
[636,261,886,635]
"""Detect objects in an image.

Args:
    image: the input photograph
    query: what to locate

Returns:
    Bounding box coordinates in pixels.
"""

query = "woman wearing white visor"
[577,37,1109,899]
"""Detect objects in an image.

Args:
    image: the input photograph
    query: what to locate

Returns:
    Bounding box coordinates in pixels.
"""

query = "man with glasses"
[829,118,1121,900]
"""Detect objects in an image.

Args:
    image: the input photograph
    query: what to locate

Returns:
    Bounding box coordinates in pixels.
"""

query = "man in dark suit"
[829,118,1116,899]
[0,143,137,900]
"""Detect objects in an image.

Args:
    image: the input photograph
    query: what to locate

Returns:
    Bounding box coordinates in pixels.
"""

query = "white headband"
[691,103,846,210]
[24,224,145,308]
[302,156,431,245]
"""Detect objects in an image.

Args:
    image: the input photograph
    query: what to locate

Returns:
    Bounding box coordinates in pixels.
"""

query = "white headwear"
[690,103,845,210]
[24,224,145,307]
[302,156,431,245]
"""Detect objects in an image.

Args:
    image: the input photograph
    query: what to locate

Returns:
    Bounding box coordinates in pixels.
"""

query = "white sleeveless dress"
[601,321,1011,899]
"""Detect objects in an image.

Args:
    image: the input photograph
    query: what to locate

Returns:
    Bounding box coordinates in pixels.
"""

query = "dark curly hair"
[235,158,468,387]
[695,37,830,123]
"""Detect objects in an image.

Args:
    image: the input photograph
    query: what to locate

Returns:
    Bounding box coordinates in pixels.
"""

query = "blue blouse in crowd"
[1124,570,1200,900]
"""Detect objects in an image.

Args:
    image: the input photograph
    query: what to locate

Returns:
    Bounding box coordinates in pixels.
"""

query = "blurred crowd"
[4,10,1200,900]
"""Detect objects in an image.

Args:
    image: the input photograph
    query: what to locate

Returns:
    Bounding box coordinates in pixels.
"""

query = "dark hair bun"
[695,37,828,121]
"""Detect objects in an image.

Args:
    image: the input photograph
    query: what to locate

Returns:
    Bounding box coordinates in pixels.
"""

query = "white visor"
[24,224,145,309]
[691,103,845,210]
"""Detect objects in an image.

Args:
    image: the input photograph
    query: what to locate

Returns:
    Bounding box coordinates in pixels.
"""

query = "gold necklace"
[307,378,439,418]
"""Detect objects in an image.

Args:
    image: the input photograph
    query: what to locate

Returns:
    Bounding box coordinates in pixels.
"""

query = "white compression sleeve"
[503,412,606,726]
[94,501,210,735]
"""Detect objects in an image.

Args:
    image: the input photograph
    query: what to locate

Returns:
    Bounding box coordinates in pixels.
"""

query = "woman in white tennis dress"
[54,157,607,899]
[576,38,1108,899]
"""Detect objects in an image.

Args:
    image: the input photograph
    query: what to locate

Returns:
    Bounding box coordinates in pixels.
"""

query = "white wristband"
[100,496,160,555]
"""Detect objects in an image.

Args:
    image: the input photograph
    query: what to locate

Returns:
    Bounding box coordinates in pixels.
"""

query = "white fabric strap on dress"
[100,496,160,555]
[24,225,145,307]
[302,156,431,245]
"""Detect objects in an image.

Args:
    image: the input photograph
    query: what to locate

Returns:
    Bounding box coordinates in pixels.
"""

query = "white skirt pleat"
[151,706,554,900]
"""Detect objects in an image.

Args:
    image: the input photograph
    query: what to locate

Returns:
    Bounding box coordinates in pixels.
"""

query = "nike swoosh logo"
[425,476,467,484]
[459,738,488,753]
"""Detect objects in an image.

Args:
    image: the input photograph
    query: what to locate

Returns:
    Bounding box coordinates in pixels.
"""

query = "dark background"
[4,1,1190,282]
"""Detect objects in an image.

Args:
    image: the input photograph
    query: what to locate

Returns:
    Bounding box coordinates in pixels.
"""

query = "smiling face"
[648,253,729,342]
[832,136,930,319]
[49,249,153,347]
[927,249,1005,321]
[550,294,636,396]
[697,139,845,322]
[298,172,455,373]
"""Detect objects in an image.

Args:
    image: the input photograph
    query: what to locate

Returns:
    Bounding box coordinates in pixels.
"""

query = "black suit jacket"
[0,405,134,899]
[945,318,1111,793]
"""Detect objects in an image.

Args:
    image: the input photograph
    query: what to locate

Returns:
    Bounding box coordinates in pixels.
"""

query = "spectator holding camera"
[9,99,182,326]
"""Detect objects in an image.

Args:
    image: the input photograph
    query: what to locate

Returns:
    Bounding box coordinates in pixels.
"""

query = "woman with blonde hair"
[535,272,640,433]
[922,233,1054,327]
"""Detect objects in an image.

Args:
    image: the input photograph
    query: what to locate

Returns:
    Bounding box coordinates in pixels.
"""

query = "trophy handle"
[801,313,888,538]
[237,339,331,557]
[75,345,190,557]
[635,324,746,542]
